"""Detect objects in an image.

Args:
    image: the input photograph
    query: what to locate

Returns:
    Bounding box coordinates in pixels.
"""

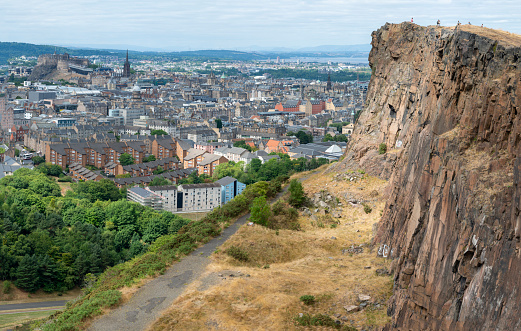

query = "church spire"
[123,50,131,78]
[326,72,332,91]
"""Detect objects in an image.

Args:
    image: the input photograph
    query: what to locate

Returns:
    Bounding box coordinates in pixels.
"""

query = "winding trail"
[89,173,315,331]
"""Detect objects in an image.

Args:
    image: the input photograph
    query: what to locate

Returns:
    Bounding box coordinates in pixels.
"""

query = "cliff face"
[339,23,521,330]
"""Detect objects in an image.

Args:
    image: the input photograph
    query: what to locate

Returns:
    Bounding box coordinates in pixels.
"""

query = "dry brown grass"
[431,24,521,47]
[149,164,393,331]
[57,181,72,196]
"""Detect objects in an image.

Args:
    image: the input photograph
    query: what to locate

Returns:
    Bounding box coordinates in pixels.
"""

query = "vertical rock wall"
[339,22,521,330]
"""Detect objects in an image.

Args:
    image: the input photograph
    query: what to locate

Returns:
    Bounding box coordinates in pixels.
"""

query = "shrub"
[363,203,372,214]
[226,246,249,262]
[2,281,11,294]
[295,313,337,327]
[378,143,387,155]
[288,179,307,208]
[300,295,316,305]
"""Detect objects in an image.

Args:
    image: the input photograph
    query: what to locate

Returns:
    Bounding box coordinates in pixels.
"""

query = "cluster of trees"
[150,129,168,136]
[0,169,191,293]
[322,133,348,142]
[233,139,255,152]
[119,153,135,166]
[287,131,313,144]
[252,69,371,82]
[213,154,329,185]
[249,179,305,230]
[142,155,156,163]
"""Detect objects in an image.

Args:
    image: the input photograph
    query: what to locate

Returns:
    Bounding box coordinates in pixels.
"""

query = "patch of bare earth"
[149,166,394,331]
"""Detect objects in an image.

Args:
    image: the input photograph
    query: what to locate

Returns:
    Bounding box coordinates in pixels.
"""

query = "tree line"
[0,169,190,293]
[212,154,330,185]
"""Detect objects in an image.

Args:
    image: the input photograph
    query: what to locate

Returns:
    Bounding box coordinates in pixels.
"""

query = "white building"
[178,183,221,212]
[128,183,222,213]
[148,185,178,212]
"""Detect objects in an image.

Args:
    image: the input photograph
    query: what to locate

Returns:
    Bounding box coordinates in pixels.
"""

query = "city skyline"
[2,0,521,51]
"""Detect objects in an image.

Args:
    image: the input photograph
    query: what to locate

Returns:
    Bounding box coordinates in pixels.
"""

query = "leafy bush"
[295,313,337,327]
[363,203,372,214]
[226,246,249,262]
[40,290,121,331]
[378,143,387,155]
[2,280,11,294]
[300,295,315,305]
[288,179,307,208]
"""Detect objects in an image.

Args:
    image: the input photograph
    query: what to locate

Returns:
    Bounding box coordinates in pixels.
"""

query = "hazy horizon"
[2,1,520,51]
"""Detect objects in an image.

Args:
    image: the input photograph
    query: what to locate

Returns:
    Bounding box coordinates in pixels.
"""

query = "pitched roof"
[198,153,224,166]
[215,176,236,186]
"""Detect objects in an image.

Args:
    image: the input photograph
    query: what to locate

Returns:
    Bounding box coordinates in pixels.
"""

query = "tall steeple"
[123,50,131,78]
[326,72,332,91]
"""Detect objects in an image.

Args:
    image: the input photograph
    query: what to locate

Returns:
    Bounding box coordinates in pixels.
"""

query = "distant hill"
[0,41,369,65]
[0,42,122,65]
[0,42,271,65]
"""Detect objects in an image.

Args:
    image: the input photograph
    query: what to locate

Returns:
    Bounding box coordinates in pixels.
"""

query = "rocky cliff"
[335,22,521,330]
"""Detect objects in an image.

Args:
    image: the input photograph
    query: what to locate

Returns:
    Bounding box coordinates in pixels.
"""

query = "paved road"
[88,174,314,331]
[0,300,67,312]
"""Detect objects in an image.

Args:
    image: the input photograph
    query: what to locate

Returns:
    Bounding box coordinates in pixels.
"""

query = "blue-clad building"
[215,176,246,205]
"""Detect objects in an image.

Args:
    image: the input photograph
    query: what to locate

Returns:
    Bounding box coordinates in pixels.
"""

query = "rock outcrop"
[337,22,521,330]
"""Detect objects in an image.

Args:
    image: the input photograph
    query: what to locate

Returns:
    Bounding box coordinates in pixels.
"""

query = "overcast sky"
[1,0,520,51]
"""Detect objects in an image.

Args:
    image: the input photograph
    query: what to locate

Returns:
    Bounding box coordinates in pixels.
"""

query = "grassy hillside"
[151,167,393,330]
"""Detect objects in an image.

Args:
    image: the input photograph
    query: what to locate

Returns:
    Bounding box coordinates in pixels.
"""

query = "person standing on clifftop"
[411,17,413,23]
[437,19,440,27]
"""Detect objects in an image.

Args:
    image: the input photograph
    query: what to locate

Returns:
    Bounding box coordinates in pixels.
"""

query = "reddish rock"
[337,22,521,330]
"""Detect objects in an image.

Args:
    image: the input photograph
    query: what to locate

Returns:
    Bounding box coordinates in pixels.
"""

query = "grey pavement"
[0,300,67,312]
[88,174,313,331]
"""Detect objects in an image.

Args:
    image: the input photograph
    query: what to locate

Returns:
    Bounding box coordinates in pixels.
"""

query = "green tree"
[29,176,61,197]
[151,129,168,136]
[296,131,313,144]
[323,133,334,142]
[248,158,262,173]
[119,153,135,166]
[149,176,170,186]
[233,140,253,152]
[288,179,306,208]
[153,166,164,175]
[14,149,20,157]
[249,196,271,227]
[32,155,45,165]
[143,155,156,163]
[15,255,39,292]
[215,118,223,129]
[72,179,122,202]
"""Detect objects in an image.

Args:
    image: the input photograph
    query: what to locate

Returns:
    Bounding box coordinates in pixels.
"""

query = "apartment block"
[197,154,228,177]
[178,183,221,212]
[127,187,163,211]
[215,176,246,204]
[148,185,178,213]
